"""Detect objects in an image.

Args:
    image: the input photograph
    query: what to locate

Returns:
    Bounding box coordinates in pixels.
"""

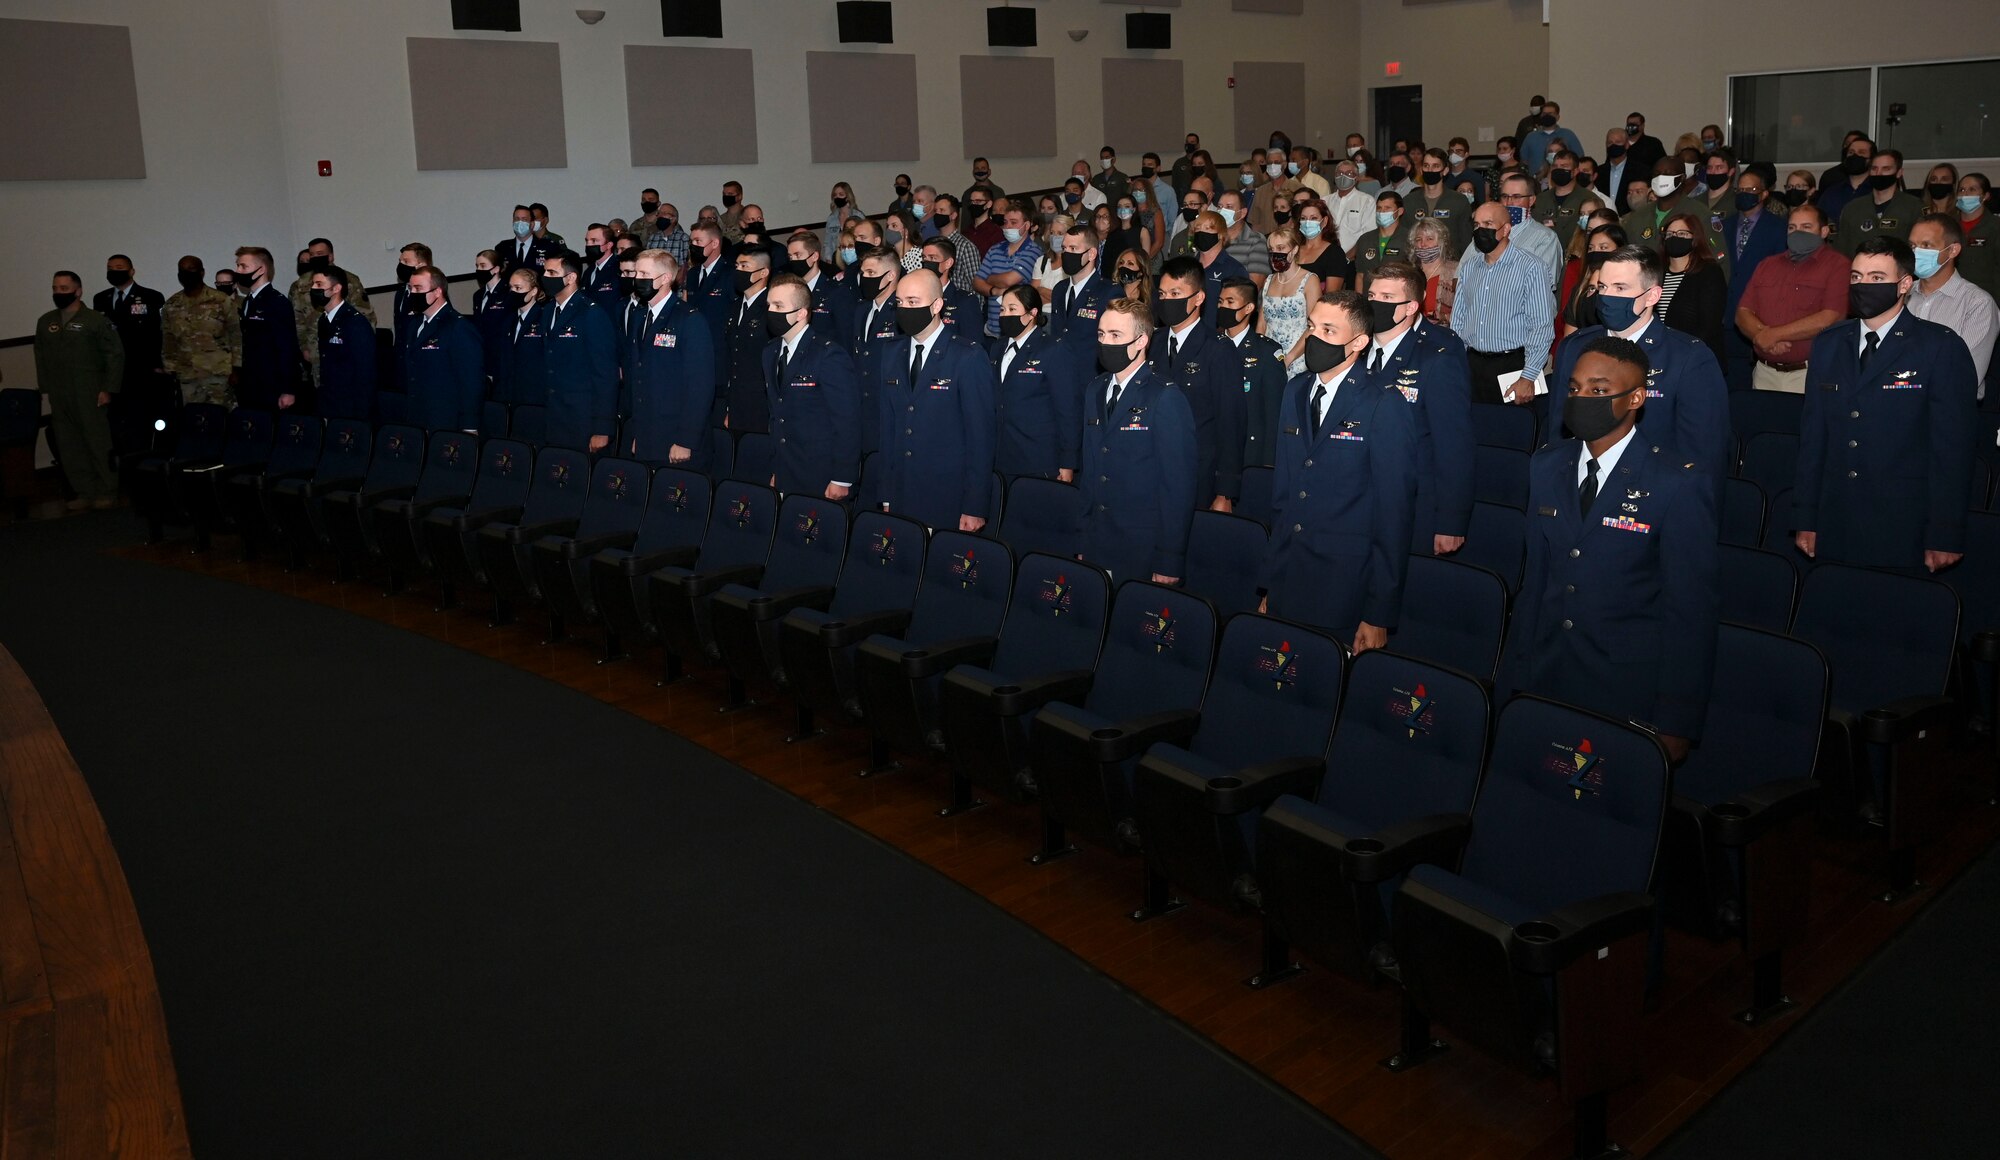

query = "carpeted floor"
[0,512,1370,1159]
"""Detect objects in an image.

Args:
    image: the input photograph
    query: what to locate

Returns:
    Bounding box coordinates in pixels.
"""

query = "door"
[1371,85,1423,159]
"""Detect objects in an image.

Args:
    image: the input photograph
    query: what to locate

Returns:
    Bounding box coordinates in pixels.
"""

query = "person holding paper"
[1451,200,1554,406]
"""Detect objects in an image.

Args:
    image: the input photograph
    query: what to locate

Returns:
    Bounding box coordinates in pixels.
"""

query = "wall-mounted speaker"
[987,7,1035,47]
[836,2,894,44]
[451,0,521,32]
[1125,13,1171,50]
[661,0,723,38]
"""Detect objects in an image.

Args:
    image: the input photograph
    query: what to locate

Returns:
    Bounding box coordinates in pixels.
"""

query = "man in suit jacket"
[1719,170,1792,391]
[1261,292,1418,651]
[870,270,998,531]
[623,250,716,469]
[1795,236,1979,572]
[990,286,1081,481]
[95,254,169,449]
[763,274,859,498]
[848,250,904,457]
[1077,299,1197,583]
[1152,257,1247,510]
[1546,246,1732,487]
[1215,279,1290,468]
[578,223,625,316]
[398,265,484,433]
[536,252,619,453]
[497,205,559,274]
[231,247,300,411]
[1502,335,1718,761]
[311,265,376,420]
[1364,264,1476,554]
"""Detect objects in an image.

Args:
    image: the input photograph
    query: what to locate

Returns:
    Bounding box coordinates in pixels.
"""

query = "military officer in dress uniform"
[624,250,715,469]
[497,205,559,274]
[919,237,983,343]
[287,239,375,388]
[93,254,168,452]
[536,251,619,453]
[578,224,625,316]
[1049,225,1119,343]
[1214,278,1290,468]
[1364,263,1477,554]
[870,271,998,531]
[311,265,377,420]
[1794,236,1979,573]
[720,247,774,432]
[231,247,300,411]
[398,265,484,433]
[470,250,516,396]
[848,250,904,457]
[163,257,241,408]
[1546,245,1732,485]
[783,232,855,343]
[1259,292,1418,651]
[762,274,859,498]
[990,285,1081,481]
[1501,335,1719,762]
[1077,298,1197,583]
[495,268,548,409]
[1152,257,1247,511]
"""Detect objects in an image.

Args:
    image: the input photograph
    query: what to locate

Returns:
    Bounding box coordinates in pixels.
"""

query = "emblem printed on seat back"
[1142,605,1176,652]
[1257,640,1298,690]
[1546,738,1604,798]
[1389,683,1435,738]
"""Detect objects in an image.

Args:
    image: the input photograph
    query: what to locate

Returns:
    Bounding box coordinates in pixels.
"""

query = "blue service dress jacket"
[315,302,378,421]
[1077,363,1198,581]
[538,294,619,451]
[623,294,717,470]
[764,330,861,497]
[1546,319,1733,486]
[990,325,1083,478]
[872,332,999,529]
[1365,325,1476,546]
[400,304,484,432]
[1149,320,1249,504]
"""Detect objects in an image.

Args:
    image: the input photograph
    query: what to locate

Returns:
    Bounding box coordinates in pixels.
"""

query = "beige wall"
[1549,0,2000,167]
[1350,0,1549,152]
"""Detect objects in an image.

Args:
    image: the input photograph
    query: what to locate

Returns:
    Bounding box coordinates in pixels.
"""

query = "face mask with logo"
[1114,268,1141,285]
[1651,175,1681,199]
[1506,206,1526,226]
[1564,383,1638,443]
[1269,251,1292,273]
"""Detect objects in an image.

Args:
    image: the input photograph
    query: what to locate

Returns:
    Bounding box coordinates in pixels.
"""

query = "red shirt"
[1739,244,1848,331]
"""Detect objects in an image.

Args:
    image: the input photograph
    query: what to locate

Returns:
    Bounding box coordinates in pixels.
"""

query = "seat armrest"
[992,669,1095,717]
[900,634,999,678]
[1196,755,1325,814]
[1342,813,1472,884]
[307,474,368,498]
[1091,708,1202,762]
[1508,892,1655,975]
[508,516,580,544]
[1701,778,1822,847]
[746,584,835,622]
[820,608,912,649]
[405,492,472,518]
[457,504,525,531]
[217,460,267,480]
[258,467,318,488]
[1971,630,2000,665]
[679,563,766,598]
[620,545,700,574]
[564,529,639,558]
[1856,694,1953,746]
[356,482,418,506]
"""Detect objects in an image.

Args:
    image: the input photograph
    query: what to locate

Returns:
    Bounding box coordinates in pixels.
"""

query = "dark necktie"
[1003,341,1020,378]
[775,343,790,395]
[1308,383,1327,437]
[1167,333,1180,363]
[518,240,527,263]
[1370,346,1384,374]
[1579,456,1600,514]
[1860,329,1880,373]
[1737,216,1753,259]
[1105,378,1123,416]
[909,341,925,384]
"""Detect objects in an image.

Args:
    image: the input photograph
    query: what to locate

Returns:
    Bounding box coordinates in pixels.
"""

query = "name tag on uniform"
[1538,506,1559,517]
[1602,515,1652,533]
[653,332,677,347]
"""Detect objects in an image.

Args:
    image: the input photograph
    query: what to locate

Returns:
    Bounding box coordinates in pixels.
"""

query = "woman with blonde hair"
[1259,224,1319,373]
[1111,246,1152,306]
[825,181,862,261]
[1032,213,1076,306]
[1408,216,1461,327]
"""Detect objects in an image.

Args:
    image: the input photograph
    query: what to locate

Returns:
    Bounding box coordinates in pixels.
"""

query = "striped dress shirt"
[1451,243,1555,378]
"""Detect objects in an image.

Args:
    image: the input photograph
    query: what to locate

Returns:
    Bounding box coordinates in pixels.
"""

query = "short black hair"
[307,237,332,250]
[1321,289,1374,338]
[107,253,132,266]
[1217,275,1259,327]
[529,202,550,215]
[542,249,580,275]
[53,269,82,288]
[1915,210,1965,247]
[315,264,351,292]
[1582,334,1651,378]
[1855,234,1916,278]
[1158,255,1203,290]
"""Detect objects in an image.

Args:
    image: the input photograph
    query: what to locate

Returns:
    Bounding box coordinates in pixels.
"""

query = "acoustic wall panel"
[1233,0,1305,12]
[960,57,1056,160]
[625,46,757,166]
[1099,0,1181,6]
[1233,62,1305,155]
[407,37,567,171]
[807,52,919,162]
[1101,59,1183,159]
[0,19,145,180]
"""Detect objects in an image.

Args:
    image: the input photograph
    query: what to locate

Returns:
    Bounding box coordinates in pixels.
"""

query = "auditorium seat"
[1716,545,1797,632]
[128,402,226,542]
[730,431,775,485]
[1129,615,1345,924]
[1760,486,1798,558]
[1254,651,1492,984]
[170,408,272,551]
[375,391,408,426]
[777,512,929,740]
[1235,464,1275,530]
[267,418,375,571]
[318,424,426,580]
[1736,431,1797,497]
[372,430,482,593]
[1663,623,1825,1022]
[1395,555,1508,681]
[707,427,736,480]
[1791,564,1961,896]
[851,534,1016,774]
[935,555,1112,815]
[1728,390,1803,443]
[1472,445,1530,510]
[1389,696,1670,1159]
[482,400,510,438]
[223,413,321,560]
[0,388,42,518]
[1971,458,1992,513]
[1720,477,1766,548]
[705,497,853,709]
[1182,510,1266,614]
[586,467,711,663]
[470,445,592,625]
[1470,402,1538,452]
[647,483,780,686]
[1028,580,1218,862]
[418,437,536,611]
[529,458,653,642]
[998,476,1081,561]
[1456,501,1526,594]
[1941,511,1999,799]
[510,404,548,447]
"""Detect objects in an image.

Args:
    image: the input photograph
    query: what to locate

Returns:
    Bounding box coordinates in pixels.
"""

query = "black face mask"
[1841,154,1870,176]
[499,289,525,312]
[1184,143,1198,156]
[105,268,132,287]
[1153,296,1193,327]
[1114,268,1142,286]
[732,269,756,293]
[1731,191,1761,212]
[1098,338,1135,372]
[619,276,640,297]
[1551,169,1574,187]
[765,307,796,337]
[1849,281,1902,318]
[395,262,417,282]
[833,196,849,208]
[1060,251,1087,276]
[177,269,205,292]
[405,290,432,315]
[1867,174,1900,192]
[1782,188,1810,207]
[1303,334,1348,375]
[1926,182,1953,201]
[998,313,1028,340]
[1180,207,1200,224]
[307,256,331,274]
[966,204,987,220]
[918,260,942,277]
[1420,170,1444,186]
[896,305,935,337]
[1662,235,1696,259]
[1385,165,1409,184]
[1538,113,1557,128]
[722,194,739,207]
[1190,231,1221,253]
[855,273,885,300]
[1570,289,1602,328]
[1368,300,1404,332]
[475,268,497,285]
[641,200,660,215]
[308,288,330,310]
[1471,227,1501,254]
[1606,144,1627,160]
[237,268,261,291]
[894,185,910,198]
[51,291,78,310]
[782,259,812,278]
[931,212,950,229]
[1274,209,1292,225]
[1563,384,1638,443]
[1219,304,1250,331]
[1141,167,1157,179]
[538,274,566,298]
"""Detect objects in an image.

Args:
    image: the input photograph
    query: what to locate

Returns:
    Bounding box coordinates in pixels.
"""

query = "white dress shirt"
[1576,425,1639,491]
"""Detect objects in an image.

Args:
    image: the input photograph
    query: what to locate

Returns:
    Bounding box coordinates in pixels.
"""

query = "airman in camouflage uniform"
[289,241,375,383]
[163,256,242,407]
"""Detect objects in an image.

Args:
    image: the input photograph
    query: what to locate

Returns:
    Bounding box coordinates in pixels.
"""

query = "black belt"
[1470,346,1525,358]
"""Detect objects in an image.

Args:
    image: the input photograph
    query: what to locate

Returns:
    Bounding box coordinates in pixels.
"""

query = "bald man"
[869,269,998,530]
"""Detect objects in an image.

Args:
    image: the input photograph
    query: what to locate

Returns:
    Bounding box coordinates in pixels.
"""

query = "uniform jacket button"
[1847,469,1858,478]
[1562,619,1573,629]
[1568,548,1581,558]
